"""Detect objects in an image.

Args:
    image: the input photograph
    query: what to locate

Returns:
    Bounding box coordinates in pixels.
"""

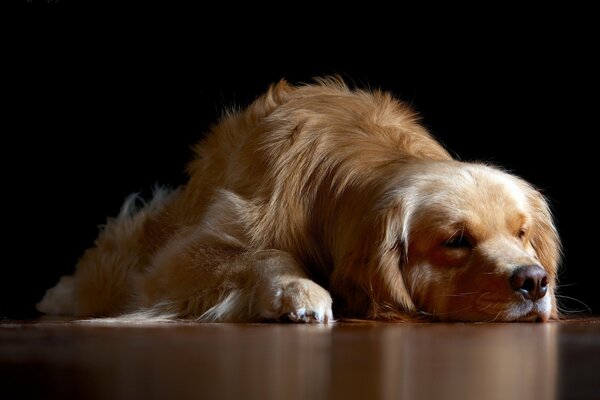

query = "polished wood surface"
[1,317,599,400]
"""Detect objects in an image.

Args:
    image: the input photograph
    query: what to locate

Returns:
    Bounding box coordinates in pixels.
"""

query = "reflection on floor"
[1,317,599,400]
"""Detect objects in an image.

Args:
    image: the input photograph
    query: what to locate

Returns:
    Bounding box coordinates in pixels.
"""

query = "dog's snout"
[510,265,549,301]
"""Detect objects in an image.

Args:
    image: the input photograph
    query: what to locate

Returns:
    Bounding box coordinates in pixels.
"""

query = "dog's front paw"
[256,278,333,323]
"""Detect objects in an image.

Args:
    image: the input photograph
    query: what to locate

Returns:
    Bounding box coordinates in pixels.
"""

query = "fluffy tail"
[37,187,174,317]
[36,275,76,315]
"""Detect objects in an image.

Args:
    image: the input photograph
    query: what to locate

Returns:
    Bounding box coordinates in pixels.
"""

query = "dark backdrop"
[4,6,597,317]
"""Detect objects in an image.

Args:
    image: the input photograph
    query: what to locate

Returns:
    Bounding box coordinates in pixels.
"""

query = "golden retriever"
[37,77,561,322]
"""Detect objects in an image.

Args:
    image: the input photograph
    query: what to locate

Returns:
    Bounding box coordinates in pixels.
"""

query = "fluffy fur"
[37,77,561,323]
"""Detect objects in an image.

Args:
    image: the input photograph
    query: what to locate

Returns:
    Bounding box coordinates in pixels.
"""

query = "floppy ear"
[527,190,562,318]
[528,191,561,282]
[371,204,418,317]
[330,201,417,320]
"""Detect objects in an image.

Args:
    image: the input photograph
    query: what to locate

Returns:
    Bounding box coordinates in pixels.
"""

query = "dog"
[37,77,561,322]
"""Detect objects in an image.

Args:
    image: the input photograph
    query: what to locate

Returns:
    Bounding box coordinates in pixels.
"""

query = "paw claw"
[286,307,332,323]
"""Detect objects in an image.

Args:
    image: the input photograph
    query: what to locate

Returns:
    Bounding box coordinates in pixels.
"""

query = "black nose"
[510,265,549,301]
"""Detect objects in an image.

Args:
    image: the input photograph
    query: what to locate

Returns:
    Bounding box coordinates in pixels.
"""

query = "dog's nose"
[510,265,549,301]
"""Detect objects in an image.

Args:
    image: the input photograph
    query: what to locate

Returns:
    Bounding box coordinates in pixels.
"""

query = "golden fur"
[37,77,561,322]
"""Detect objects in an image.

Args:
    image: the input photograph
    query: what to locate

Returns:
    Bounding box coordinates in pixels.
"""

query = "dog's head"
[331,161,560,322]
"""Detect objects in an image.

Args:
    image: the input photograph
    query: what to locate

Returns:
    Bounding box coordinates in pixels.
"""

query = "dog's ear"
[528,191,561,282]
[330,200,417,320]
[527,190,561,318]
[371,204,417,317]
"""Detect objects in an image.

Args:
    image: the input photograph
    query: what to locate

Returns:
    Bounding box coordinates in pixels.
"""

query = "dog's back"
[38,78,452,320]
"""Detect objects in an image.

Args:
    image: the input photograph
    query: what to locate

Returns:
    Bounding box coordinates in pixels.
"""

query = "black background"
[3,4,598,317]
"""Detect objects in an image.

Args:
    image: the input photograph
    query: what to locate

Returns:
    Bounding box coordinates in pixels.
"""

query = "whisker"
[492,309,504,322]
[554,295,592,314]
[424,304,475,316]
[554,283,578,288]
[441,292,480,298]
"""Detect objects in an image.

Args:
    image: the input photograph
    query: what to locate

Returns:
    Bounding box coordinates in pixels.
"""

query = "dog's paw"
[256,278,334,323]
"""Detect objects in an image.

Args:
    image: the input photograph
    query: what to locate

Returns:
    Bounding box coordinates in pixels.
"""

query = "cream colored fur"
[37,77,560,323]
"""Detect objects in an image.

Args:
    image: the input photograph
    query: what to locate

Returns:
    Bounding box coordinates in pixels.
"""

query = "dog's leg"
[135,239,334,323]
[241,249,334,323]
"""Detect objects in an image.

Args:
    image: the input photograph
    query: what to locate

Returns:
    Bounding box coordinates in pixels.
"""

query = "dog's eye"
[517,228,527,240]
[443,235,472,249]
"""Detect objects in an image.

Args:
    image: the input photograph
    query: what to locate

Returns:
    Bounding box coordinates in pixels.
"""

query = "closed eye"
[443,233,472,249]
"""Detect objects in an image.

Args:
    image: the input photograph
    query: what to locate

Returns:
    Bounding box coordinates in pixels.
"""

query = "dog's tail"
[37,187,175,317]
[36,275,76,315]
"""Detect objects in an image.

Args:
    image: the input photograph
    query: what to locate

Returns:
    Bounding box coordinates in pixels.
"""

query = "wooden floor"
[1,317,599,400]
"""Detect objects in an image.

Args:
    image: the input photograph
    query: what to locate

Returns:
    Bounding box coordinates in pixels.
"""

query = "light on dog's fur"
[37,77,560,323]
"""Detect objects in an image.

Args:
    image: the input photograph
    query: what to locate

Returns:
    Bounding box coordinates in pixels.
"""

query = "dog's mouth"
[475,293,550,322]
[514,312,547,322]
